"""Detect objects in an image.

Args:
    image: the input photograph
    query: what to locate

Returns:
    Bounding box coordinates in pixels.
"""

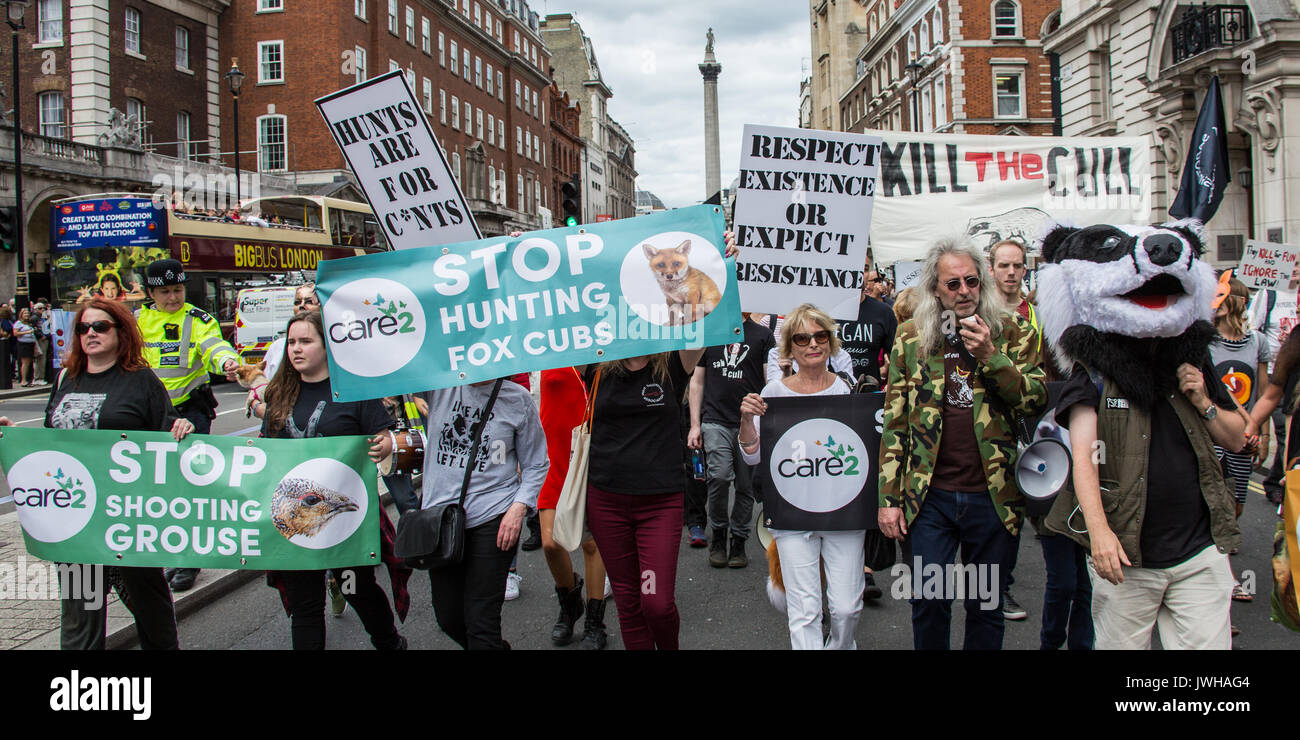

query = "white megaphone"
[1016,415,1073,518]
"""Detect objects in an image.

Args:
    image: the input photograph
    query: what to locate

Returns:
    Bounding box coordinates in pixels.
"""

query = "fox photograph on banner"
[0,428,380,570]
[316,70,481,250]
[759,394,882,531]
[867,131,1150,265]
[733,124,882,320]
[316,204,744,400]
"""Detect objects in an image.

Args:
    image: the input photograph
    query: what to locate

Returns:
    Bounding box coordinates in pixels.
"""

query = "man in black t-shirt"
[687,316,775,568]
[837,277,897,386]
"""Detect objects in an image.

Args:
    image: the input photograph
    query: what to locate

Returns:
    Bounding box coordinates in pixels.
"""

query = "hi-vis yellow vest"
[135,303,239,406]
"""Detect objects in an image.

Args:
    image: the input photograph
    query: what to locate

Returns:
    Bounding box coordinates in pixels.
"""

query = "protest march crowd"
[2,216,1294,652]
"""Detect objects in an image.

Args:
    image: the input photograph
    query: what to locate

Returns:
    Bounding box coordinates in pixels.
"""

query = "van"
[234,286,297,363]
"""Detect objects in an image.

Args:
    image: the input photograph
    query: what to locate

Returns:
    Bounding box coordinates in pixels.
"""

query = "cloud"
[544,2,807,210]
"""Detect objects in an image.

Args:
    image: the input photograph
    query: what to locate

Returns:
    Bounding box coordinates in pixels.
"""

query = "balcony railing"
[1170,4,1251,64]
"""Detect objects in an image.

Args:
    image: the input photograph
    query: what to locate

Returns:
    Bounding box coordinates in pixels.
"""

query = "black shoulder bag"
[394,378,504,570]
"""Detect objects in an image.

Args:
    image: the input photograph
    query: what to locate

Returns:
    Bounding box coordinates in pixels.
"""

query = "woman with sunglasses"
[1,298,196,649]
[738,303,864,649]
[12,307,37,386]
[260,311,408,650]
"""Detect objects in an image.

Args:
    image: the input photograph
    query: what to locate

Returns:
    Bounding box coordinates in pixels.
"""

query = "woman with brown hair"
[260,312,407,650]
[1,298,196,649]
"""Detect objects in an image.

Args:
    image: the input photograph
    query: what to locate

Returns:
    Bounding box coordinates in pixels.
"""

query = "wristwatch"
[1201,404,1217,421]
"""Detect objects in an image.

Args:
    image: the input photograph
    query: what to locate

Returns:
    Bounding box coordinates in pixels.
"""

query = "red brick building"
[220,0,555,235]
[835,0,1059,135]
[547,81,582,219]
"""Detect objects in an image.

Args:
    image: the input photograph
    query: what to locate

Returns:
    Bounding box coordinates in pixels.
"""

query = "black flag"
[1169,75,1231,222]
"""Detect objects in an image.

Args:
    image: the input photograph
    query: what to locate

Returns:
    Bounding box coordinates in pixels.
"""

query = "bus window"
[363,217,389,251]
[331,210,365,246]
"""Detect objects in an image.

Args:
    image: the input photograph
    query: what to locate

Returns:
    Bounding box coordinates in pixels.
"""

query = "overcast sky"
[538,1,808,209]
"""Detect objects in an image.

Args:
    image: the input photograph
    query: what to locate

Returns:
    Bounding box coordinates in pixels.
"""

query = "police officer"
[139,258,240,592]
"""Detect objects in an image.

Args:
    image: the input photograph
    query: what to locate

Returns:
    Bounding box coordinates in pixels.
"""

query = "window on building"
[389,59,400,74]
[422,17,431,53]
[993,0,1019,37]
[439,32,445,66]
[355,0,365,19]
[475,57,482,88]
[38,91,65,138]
[405,6,414,44]
[890,50,899,79]
[482,9,492,35]
[473,2,481,26]
[532,90,538,118]
[175,26,190,70]
[126,97,147,144]
[920,20,930,50]
[405,66,414,88]
[464,101,470,132]
[451,95,460,129]
[994,70,1023,117]
[125,7,141,54]
[933,9,943,43]
[177,111,192,159]
[387,0,398,34]
[258,114,287,171]
[258,0,283,10]
[935,75,948,126]
[517,174,524,211]
[355,46,367,83]
[495,19,502,42]
[534,133,541,163]
[486,64,494,95]
[38,0,63,43]
[440,89,447,124]
[487,113,495,145]
[452,152,461,182]
[921,84,933,130]
[497,119,504,149]
[462,49,470,79]
[497,71,504,101]
[450,40,458,74]
[477,109,484,140]
[516,126,523,155]
[423,77,433,114]
[1096,46,1113,121]
[258,41,284,83]
[515,79,521,108]
[907,31,916,60]
[525,130,531,160]
[488,165,497,202]
[514,29,520,51]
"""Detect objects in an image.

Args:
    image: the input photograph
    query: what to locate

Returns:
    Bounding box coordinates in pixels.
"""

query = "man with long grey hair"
[877,236,1046,649]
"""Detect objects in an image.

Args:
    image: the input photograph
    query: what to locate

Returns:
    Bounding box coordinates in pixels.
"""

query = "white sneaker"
[603,576,613,599]
[505,572,522,601]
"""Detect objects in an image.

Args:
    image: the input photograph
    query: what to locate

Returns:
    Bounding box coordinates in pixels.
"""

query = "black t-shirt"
[45,366,177,432]
[837,296,897,383]
[1056,362,1232,568]
[585,356,691,494]
[262,378,393,439]
[697,319,775,427]
[930,346,987,491]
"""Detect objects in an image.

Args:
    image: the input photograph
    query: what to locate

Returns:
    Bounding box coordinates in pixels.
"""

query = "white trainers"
[505,572,522,601]
[603,576,613,599]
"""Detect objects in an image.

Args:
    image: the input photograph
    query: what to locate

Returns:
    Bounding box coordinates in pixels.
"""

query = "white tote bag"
[552,368,600,552]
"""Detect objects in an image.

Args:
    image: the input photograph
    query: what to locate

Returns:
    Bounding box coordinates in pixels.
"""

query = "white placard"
[894,260,924,289]
[1238,240,1300,290]
[733,124,881,320]
[316,71,480,250]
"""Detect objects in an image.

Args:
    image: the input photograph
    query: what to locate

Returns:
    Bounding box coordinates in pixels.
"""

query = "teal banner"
[1,428,381,570]
[316,205,744,399]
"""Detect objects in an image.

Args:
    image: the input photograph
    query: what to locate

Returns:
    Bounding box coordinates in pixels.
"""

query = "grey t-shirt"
[1209,330,1271,409]
[418,381,548,528]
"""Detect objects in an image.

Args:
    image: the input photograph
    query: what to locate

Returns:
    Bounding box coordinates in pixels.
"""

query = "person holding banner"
[260,312,408,651]
[1,297,197,649]
[878,238,1047,650]
[737,304,862,649]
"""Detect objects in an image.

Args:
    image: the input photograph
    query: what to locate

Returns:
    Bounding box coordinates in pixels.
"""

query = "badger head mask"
[1035,219,1218,409]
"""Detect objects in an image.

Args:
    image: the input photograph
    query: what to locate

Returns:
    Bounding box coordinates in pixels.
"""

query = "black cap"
[145,259,188,287]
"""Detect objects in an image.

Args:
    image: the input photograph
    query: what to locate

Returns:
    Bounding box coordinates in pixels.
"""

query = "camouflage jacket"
[878,314,1047,536]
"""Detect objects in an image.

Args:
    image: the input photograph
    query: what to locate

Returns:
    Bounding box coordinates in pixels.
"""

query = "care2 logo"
[324,278,425,378]
[769,419,868,513]
[8,451,97,543]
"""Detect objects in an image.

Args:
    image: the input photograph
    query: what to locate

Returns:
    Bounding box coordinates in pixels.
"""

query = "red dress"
[537,367,587,510]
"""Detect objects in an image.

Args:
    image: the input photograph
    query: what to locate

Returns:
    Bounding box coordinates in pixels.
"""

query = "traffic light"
[561,175,581,227]
[0,207,14,253]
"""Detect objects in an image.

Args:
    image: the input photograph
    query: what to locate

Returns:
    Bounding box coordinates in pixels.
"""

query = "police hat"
[145,259,188,287]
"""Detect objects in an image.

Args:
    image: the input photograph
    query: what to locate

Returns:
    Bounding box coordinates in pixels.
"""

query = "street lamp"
[7,0,27,302]
[905,59,923,133]
[225,58,245,205]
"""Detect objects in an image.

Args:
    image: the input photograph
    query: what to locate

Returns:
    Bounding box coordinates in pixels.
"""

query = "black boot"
[550,574,585,646]
[727,535,748,568]
[709,527,728,568]
[580,598,608,650]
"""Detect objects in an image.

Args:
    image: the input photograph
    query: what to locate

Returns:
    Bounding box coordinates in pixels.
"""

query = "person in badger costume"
[1038,220,1247,649]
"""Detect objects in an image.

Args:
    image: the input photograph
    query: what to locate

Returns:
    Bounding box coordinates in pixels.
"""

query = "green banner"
[1,428,381,570]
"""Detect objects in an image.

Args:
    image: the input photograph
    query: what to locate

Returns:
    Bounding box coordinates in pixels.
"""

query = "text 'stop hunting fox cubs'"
[642,239,722,324]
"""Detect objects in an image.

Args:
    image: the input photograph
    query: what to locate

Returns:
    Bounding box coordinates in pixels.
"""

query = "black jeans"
[428,514,516,650]
[277,566,402,650]
[60,565,178,650]
[1038,533,1093,650]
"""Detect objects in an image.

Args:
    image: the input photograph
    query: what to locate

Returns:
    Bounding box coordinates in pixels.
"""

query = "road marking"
[226,424,261,437]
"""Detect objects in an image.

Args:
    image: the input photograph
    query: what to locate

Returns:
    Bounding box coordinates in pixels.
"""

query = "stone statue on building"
[98,107,144,150]
[706,28,715,55]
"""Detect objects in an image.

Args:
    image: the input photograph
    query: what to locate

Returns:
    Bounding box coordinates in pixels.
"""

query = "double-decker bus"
[49,193,390,339]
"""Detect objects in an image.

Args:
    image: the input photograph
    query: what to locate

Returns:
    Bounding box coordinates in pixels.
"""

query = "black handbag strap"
[458,378,505,507]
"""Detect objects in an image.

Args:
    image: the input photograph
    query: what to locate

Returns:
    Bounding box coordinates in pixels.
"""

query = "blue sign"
[316,205,744,400]
[50,197,166,251]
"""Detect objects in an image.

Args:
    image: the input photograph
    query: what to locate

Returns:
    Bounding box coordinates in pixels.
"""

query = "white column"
[68,0,111,146]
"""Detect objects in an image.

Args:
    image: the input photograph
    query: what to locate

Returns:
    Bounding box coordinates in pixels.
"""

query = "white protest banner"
[316,70,480,250]
[1238,240,1300,290]
[867,131,1150,265]
[733,124,881,320]
[894,260,923,289]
